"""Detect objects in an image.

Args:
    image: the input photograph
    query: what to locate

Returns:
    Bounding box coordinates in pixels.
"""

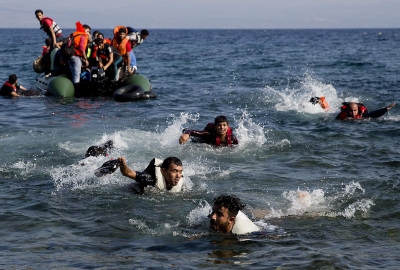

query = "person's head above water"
[85,140,113,158]
[214,115,229,136]
[209,194,246,233]
[8,74,18,85]
[346,102,360,118]
[160,157,183,189]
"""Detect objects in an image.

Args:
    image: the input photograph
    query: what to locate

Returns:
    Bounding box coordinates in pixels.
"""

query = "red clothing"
[0,81,18,96]
[184,123,239,147]
[126,41,132,53]
[40,17,62,37]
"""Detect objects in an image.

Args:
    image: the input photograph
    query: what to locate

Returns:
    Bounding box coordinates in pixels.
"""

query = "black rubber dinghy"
[141,91,157,99]
[113,84,144,102]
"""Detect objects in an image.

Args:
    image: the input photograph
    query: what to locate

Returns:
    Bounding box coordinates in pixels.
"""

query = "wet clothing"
[184,123,239,147]
[133,158,184,193]
[336,103,389,120]
[0,81,21,96]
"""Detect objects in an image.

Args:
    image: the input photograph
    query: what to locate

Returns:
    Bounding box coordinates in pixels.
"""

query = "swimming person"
[179,115,239,147]
[209,194,260,234]
[336,102,395,120]
[309,96,330,111]
[95,156,184,194]
[0,74,27,97]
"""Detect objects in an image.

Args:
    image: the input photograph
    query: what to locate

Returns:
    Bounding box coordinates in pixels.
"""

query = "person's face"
[161,163,183,188]
[215,122,228,136]
[347,104,359,117]
[35,13,43,21]
[141,34,148,40]
[119,32,126,40]
[98,34,104,40]
[85,28,91,37]
[97,43,104,49]
[209,204,235,233]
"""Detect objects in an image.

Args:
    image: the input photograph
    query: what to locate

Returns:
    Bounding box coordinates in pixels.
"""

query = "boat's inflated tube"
[141,91,157,99]
[113,84,144,101]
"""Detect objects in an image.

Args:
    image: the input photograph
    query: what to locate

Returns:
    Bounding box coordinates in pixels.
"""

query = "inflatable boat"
[34,71,156,100]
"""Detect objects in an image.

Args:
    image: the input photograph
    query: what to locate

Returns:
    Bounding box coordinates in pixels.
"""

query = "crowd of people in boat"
[34,9,149,84]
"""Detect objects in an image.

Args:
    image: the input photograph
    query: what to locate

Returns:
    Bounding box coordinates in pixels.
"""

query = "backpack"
[60,33,82,58]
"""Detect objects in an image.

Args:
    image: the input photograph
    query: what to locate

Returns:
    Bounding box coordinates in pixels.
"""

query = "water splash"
[235,110,267,147]
[265,182,374,219]
[263,73,359,114]
[159,112,200,147]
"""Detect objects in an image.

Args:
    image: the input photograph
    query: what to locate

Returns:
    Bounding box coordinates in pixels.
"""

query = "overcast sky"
[2,0,399,29]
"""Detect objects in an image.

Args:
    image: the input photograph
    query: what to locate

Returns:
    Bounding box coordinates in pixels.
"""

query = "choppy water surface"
[0,28,400,269]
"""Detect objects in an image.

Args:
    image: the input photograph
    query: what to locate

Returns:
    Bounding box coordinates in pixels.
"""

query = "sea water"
[0,28,399,269]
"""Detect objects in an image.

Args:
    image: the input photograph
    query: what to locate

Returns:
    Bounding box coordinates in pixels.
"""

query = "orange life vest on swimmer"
[206,123,233,146]
[319,96,330,110]
[72,21,88,57]
[112,26,129,61]
[337,102,368,120]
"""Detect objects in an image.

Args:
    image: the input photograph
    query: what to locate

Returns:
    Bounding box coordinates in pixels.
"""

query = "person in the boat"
[127,28,149,74]
[94,38,123,82]
[112,26,132,78]
[35,9,63,50]
[336,102,395,120]
[209,194,260,234]
[117,156,184,194]
[68,22,91,83]
[179,115,239,147]
[0,74,27,97]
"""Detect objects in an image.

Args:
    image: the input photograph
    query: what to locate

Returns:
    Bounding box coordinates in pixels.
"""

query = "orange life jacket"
[319,96,330,110]
[112,26,129,61]
[72,22,88,57]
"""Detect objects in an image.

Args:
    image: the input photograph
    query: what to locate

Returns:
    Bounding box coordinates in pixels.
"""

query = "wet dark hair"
[8,74,17,84]
[141,29,149,36]
[213,194,246,217]
[161,157,182,170]
[85,140,113,158]
[85,146,106,158]
[214,115,229,125]
[35,10,43,15]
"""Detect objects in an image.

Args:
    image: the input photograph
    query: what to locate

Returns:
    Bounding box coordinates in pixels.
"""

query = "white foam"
[262,72,359,115]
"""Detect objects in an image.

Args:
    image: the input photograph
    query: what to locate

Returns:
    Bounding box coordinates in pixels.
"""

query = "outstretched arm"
[387,103,395,110]
[118,157,137,179]
[366,103,395,118]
